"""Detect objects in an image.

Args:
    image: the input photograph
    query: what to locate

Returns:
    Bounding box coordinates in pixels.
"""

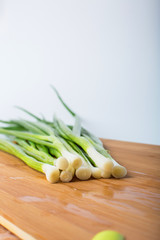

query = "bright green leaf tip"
[50,84,76,117]
[92,230,125,240]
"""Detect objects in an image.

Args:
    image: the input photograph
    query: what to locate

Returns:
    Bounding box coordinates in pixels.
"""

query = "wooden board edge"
[0,215,37,240]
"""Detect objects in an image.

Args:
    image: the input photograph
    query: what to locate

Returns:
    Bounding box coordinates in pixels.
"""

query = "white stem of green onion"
[96,147,127,179]
[101,170,111,178]
[54,120,113,174]
[75,158,92,181]
[79,151,101,179]
[86,137,127,179]
[87,161,102,179]
[75,164,92,181]
[59,138,91,180]
[65,139,101,179]
[111,158,127,178]
[55,156,69,170]
[60,165,75,182]
[61,149,82,169]
[91,167,102,179]
[86,146,113,172]
[42,164,60,183]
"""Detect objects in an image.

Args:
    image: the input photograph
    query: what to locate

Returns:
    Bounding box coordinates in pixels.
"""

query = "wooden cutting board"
[0,139,160,240]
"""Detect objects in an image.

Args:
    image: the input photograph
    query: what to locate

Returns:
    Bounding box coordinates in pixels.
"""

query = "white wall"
[0,0,159,145]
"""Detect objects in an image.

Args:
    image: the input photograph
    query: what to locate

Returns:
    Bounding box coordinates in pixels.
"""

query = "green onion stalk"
[51,86,127,179]
[68,140,102,179]
[0,85,127,183]
[60,164,75,183]
[82,134,127,178]
[27,120,82,170]
[0,139,60,183]
[0,125,82,171]
[54,118,114,175]
[14,138,55,165]
[8,120,71,171]
[59,137,91,181]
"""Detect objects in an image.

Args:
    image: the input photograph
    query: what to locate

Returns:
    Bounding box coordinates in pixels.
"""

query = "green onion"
[0,126,82,170]
[0,86,127,183]
[83,134,127,178]
[15,138,55,165]
[68,141,102,179]
[60,164,75,183]
[51,86,127,178]
[54,118,113,174]
[0,139,60,183]
[59,137,91,181]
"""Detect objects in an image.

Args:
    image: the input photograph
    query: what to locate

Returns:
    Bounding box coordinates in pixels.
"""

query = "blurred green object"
[92,230,125,240]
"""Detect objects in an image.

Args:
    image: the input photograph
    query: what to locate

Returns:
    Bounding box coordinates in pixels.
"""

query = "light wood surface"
[0,225,18,240]
[0,139,160,240]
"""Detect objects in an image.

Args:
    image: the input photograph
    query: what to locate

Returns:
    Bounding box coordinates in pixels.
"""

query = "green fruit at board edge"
[92,230,125,240]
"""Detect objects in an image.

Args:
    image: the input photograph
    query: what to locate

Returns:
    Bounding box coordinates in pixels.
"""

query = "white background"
[0,0,159,145]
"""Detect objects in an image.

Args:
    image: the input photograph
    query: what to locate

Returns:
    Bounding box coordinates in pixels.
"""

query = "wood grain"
[0,225,18,240]
[0,139,160,240]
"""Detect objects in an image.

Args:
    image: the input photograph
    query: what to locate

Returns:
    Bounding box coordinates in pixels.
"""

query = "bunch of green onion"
[0,87,127,183]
